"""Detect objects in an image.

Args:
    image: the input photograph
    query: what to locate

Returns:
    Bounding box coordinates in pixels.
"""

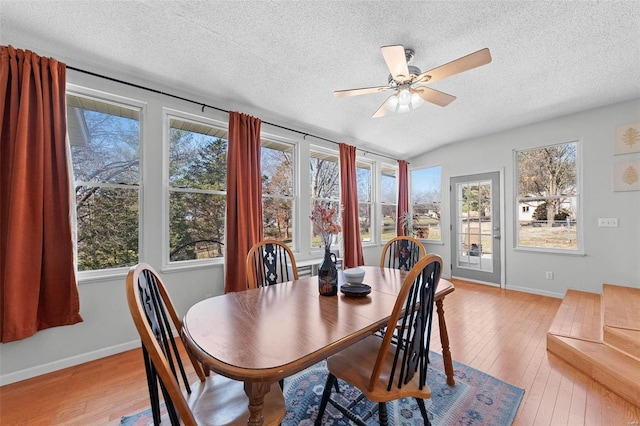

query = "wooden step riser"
[547,334,640,407]
[603,326,640,361]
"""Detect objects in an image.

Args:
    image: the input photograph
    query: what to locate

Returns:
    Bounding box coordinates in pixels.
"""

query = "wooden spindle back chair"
[315,254,443,426]
[246,239,298,289]
[380,235,426,271]
[126,263,285,425]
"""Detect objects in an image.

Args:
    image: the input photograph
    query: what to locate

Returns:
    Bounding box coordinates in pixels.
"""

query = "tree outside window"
[410,167,442,241]
[516,141,579,251]
[310,150,340,248]
[168,117,227,262]
[262,139,295,245]
[380,165,397,241]
[67,93,140,271]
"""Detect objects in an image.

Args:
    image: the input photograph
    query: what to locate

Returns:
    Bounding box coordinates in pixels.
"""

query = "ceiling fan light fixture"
[398,89,411,106]
[397,104,411,114]
[385,94,399,112]
[410,91,424,109]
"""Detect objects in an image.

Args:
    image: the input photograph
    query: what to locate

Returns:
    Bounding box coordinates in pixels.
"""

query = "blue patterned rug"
[121,352,524,425]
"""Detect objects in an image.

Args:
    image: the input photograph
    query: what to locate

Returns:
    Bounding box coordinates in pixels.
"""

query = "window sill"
[514,246,586,256]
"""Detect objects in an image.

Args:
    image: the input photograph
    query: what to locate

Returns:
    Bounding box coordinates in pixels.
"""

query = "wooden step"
[547,285,640,407]
[547,334,640,406]
[547,289,601,342]
[602,284,640,360]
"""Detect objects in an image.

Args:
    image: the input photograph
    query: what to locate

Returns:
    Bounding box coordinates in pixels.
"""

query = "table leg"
[436,298,455,386]
[244,381,270,426]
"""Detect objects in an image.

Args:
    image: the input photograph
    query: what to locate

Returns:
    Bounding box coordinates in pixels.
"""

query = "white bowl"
[343,267,365,284]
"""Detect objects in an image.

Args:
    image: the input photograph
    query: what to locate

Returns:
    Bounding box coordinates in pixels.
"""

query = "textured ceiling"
[1,1,639,159]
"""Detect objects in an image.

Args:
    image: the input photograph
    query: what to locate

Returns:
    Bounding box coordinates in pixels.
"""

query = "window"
[67,93,141,271]
[262,139,295,245]
[168,115,227,262]
[516,141,580,252]
[356,160,373,243]
[380,165,397,241]
[309,149,340,248]
[410,166,442,241]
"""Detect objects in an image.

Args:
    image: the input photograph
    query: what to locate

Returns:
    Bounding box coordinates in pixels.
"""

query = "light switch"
[597,218,618,227]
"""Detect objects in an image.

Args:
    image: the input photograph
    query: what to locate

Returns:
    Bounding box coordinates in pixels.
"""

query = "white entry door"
[450,172,502,285]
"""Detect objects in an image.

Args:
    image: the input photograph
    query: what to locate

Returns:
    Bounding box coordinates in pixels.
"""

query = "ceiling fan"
[334,45,492,118]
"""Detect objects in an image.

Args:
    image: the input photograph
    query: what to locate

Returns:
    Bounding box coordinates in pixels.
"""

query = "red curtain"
[224,112,263,293]
[339,144,364,268]
[397,160,409,236]
[0,45,82,342]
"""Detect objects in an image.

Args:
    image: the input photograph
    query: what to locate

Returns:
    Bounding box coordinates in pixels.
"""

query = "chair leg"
[314,373,337,426]
[415,398,431,426]
[142,347,161,426]
[378,402,388,426]
[333,378,340,393]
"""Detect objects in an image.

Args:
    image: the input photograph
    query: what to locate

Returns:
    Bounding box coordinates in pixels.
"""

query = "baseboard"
[506,284,564,299]
[0,340,141,386]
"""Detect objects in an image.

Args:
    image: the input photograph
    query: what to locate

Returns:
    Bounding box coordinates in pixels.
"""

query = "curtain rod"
[66,65,399,163]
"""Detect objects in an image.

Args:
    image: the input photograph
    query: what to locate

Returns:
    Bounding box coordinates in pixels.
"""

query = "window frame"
[163,108,229,268]
[380,163,399,242]
[309,146,341,251]
[67,85,145,279]
[356,158,376,246]
[410,165,443,243]
[260,133,298,251]
[513,139,583,255]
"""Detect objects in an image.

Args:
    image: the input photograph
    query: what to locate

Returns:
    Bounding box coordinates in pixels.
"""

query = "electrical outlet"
[545,271,554,280]
[598,218,618,227]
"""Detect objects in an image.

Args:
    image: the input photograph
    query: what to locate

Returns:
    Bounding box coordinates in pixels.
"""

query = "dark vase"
[318,247,338,296]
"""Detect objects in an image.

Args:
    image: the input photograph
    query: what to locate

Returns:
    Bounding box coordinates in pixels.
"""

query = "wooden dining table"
[181,266,455,426]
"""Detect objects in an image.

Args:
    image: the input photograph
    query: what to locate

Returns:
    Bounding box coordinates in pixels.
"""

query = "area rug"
[121,351,524,425]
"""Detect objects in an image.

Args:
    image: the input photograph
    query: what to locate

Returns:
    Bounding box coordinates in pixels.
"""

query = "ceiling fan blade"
[333,85,391,98]
[372,99,389,118]
[381,45,410,82]
[415,87,456,107]
[414,48,492,85]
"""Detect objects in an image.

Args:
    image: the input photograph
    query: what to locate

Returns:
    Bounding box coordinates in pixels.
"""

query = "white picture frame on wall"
[614,122,640,155]
[613,160,640,191]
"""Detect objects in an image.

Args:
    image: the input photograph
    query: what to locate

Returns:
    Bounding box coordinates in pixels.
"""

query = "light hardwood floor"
[1,279,639,425]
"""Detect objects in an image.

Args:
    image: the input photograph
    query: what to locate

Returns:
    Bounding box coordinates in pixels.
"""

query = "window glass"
[310,150,340,248]
[380,166,397,241]
[357,161,373,242]
[168,117,227,261]
[516,141,579,251]
[67,94,140,271]
[262,139,295,245]
[410,166,442,241]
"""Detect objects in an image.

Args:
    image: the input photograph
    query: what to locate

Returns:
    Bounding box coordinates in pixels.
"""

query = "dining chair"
[246,239,298,289]
[378,235,428,343]
[380,235,426,271]
[126,263,286,426]
[314,254,443,426]
[246,240,341,393]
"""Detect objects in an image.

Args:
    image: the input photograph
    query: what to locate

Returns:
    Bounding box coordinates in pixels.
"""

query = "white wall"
[412,98,640,297]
